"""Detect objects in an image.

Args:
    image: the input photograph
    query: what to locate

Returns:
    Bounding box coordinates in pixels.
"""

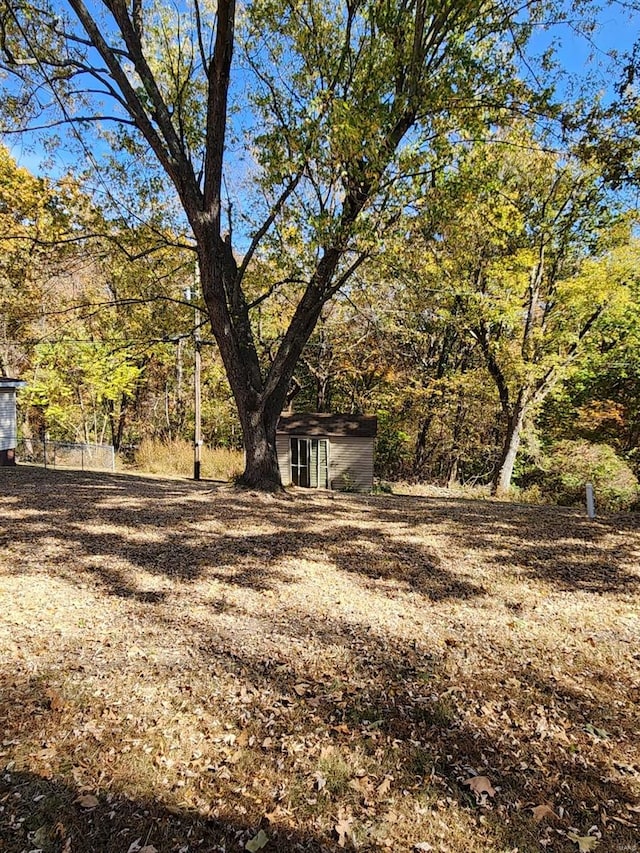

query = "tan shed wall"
[329,436,374,491]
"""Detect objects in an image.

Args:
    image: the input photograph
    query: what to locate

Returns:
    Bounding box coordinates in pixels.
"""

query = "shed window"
[291,437,328,488]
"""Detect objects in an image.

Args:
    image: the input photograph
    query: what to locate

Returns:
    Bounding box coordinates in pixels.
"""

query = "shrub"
[373,479,393,494]
[543,440,639,512]
[334,468,359,492]
[517,484,550,506]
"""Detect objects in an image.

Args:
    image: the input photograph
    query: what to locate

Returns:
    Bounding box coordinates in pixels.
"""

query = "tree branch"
[238,170,303,283]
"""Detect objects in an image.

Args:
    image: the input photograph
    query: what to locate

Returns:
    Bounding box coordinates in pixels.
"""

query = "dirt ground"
[0,466,639,853]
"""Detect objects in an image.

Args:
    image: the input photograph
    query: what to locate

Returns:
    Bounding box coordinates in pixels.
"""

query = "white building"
[0,377,27,466]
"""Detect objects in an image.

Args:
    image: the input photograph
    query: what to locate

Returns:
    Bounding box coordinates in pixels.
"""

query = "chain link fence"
[16,438,115,472]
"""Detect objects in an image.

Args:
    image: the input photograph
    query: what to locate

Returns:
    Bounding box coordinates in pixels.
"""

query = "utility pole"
[193,320,202,480]
[185,269,202,481]
[194,309,202,481]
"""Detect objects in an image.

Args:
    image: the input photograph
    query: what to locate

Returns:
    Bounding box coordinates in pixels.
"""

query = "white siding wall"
[329,436,374,491]
[0,390,17,451]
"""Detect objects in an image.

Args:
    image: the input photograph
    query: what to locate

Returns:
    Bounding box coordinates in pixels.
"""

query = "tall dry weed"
[134,439,243,481]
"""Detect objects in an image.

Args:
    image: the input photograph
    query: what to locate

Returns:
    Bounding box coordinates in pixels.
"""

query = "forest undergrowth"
[0,467,638,853]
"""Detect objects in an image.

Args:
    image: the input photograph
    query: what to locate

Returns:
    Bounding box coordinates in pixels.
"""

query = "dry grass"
[132,439,243,481]
[390,481,493,501]
[1,466,639,853]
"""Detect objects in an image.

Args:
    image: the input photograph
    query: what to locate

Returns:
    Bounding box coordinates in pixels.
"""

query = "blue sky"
[531,2,638,88]
[6,1,640,182]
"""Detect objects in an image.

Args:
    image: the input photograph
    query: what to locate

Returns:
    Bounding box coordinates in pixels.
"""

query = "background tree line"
[2,125,639,507]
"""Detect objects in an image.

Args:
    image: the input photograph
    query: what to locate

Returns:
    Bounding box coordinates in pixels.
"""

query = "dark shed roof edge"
[0,377,27,389]
[277,413,377,438]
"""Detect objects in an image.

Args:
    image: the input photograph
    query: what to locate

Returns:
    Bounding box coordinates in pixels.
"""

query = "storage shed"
[0,377,26,466]
[277,413,377,491]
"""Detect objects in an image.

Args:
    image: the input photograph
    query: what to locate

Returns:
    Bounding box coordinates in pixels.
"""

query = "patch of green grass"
[317,748,353,796]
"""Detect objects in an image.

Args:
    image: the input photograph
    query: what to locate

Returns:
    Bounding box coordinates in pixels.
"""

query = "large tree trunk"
[198,241,289,491]
[446,457,459,488]
[446,392,466,488]
[198,231,355,490]
[492,395,527,496]
[236,405,282,490]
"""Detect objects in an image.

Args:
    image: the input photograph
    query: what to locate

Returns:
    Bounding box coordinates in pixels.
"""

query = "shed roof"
[277,413,377,438]
[0,377,27,390]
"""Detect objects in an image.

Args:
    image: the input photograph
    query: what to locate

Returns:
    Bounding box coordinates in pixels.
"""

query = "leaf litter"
[0,467,639,852]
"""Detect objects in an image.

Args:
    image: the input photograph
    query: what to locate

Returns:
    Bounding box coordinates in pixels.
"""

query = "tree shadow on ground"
[0,769,335,853]
[0,468,486,602]
[1,468,639,852]
[177,608,640,851]
[3,608,638,853]
[366,492,640,593]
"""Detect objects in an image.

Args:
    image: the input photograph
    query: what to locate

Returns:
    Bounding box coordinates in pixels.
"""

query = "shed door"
[312,438,329,489]
[291,437,310,487]
[291,438,329,488]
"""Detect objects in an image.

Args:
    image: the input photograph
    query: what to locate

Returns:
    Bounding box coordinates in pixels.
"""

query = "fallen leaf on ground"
[46,688,65,711]
[75,794,99,809]
[32,826,49,847]
[127,842,158,853]
[567,831,599,851]
[314,771,327,791]
[584,723,610,740]
[464,776,496,799]
[532,804,559,823]
[348,775,373,795]
[376,775,392,798]
[335,812,353,848]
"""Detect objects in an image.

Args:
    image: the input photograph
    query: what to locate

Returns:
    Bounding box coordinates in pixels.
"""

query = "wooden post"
[194,328,202,481]
[586,482,596,519]
[188,267,202,482]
